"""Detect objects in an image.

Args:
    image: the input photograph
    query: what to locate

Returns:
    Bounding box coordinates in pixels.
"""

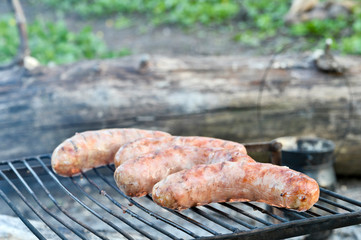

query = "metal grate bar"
[108,164,218,236]
[242,202,288,223]
[313,203,338,214]
[274,208,307,219]
[100,166,242,235]
[144,195,221,236]
[318,196,355,212]
[0,188,46,240]
[102,165,200,237]
[20,163,88,240]
[110,163,220,236]
[85,170,181,240]
[203,205,256,229]
[320,187,361,207]
[32,157,110,240]
[19,160,90,239]
[190,207,240,233]
[305,209,322,217]
[42,172,134,240]
[95,167,200,239]
[219,203,273,226]
[5,162,79,240]
[295,211,317,218]
[2,154,361,240]
[70,176,152,240]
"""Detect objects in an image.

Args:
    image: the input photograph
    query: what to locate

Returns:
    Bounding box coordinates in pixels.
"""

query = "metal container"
[275,136,337,239]
[276,136,337,191]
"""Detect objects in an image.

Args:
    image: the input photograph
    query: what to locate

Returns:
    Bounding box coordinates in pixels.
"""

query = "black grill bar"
[108,164,219,236]
[1,154,361,240]
[0,189,46,240]
[203,205,256,229]
[4,162,81,240]
[144,195,221,236]
[273,208,307,220]
[198,211,361,240]
[321,187,361,207]
[189,207,240,233]
[242,202,289,223]
[86,169,181,239]
[70,176,153,240]
[294,210,318,218]
[313,203,338,214]
[94,167,199,239]
[305,209,322,217]
[31,157,110,240]
[39,166,133,240]
[219,203,273,226]
[318,196,355,212]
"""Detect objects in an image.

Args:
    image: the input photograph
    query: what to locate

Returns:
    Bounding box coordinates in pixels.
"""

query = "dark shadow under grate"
[0,155,360,240]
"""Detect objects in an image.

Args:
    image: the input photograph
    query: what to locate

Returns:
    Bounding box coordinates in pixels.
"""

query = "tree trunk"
[1,55,360,176]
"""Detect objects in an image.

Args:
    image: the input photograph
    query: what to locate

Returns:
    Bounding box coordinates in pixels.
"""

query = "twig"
[0,0,29,70]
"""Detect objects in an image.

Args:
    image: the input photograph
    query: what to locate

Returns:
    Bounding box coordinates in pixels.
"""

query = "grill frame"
[0,153,361,240]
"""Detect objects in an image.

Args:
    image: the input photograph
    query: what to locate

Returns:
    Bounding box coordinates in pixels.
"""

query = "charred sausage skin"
[51,128,170,176]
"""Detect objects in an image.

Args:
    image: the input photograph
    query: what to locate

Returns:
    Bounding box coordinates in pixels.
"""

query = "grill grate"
[0,154,361,240]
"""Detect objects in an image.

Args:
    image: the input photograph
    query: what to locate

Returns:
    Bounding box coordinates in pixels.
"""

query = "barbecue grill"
[1,143,361,240]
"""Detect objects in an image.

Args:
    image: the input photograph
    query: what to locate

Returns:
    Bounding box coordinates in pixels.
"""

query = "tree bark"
[1,55,360,176]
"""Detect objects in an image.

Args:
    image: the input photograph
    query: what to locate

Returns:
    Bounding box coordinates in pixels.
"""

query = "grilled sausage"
[152,160,320,212]
[114,136,247,168]
[51,128,171,176]
[114,146,253,197]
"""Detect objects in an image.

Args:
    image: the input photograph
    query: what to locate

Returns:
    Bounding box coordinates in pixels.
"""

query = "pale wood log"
[0,55,360,175]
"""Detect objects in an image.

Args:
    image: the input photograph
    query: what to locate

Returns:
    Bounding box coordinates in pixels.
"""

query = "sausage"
[114,146,253,197]
[51,128,171,176]
[152,160,320,212]
[114,136,247,168]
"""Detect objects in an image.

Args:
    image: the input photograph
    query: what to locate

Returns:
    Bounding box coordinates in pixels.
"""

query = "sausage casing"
[152,160,320,212]
[51,128,170,176]
[114,136,247,168]
[114,146,252,197]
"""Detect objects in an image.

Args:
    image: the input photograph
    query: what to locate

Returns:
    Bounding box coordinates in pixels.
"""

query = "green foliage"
[3,0,361,66]
[235,1,361,55]
[0,16,130,65]
[35,0,361,55]
[0,17,18,64]
[241,0,288,30]
[290,17,349,37]
[38,0,239,26]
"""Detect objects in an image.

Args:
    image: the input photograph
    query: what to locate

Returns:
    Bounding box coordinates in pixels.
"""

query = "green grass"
[2,0,361,65]
[0,16,130,65]
[37,0,240,26]
[37,0,361,54]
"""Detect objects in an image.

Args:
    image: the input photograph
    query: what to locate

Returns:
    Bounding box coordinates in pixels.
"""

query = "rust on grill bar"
[0,153,361,240]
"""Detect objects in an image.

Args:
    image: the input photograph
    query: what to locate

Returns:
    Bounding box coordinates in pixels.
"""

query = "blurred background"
[1,0,360,66]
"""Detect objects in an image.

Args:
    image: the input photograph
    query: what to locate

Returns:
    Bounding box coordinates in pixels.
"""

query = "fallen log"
[0,55,360,176]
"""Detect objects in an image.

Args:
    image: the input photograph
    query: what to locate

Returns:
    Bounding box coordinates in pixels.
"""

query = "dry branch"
[0,0,29,70]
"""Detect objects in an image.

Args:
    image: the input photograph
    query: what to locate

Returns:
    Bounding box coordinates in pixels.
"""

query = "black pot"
[275,136,336,190]
[274,136,337,240]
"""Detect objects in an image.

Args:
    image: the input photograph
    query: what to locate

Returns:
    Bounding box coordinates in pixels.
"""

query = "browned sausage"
[51,128,171,176]
[152,159,320,212]
[114,146,252,197]
[114,136,247,168]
